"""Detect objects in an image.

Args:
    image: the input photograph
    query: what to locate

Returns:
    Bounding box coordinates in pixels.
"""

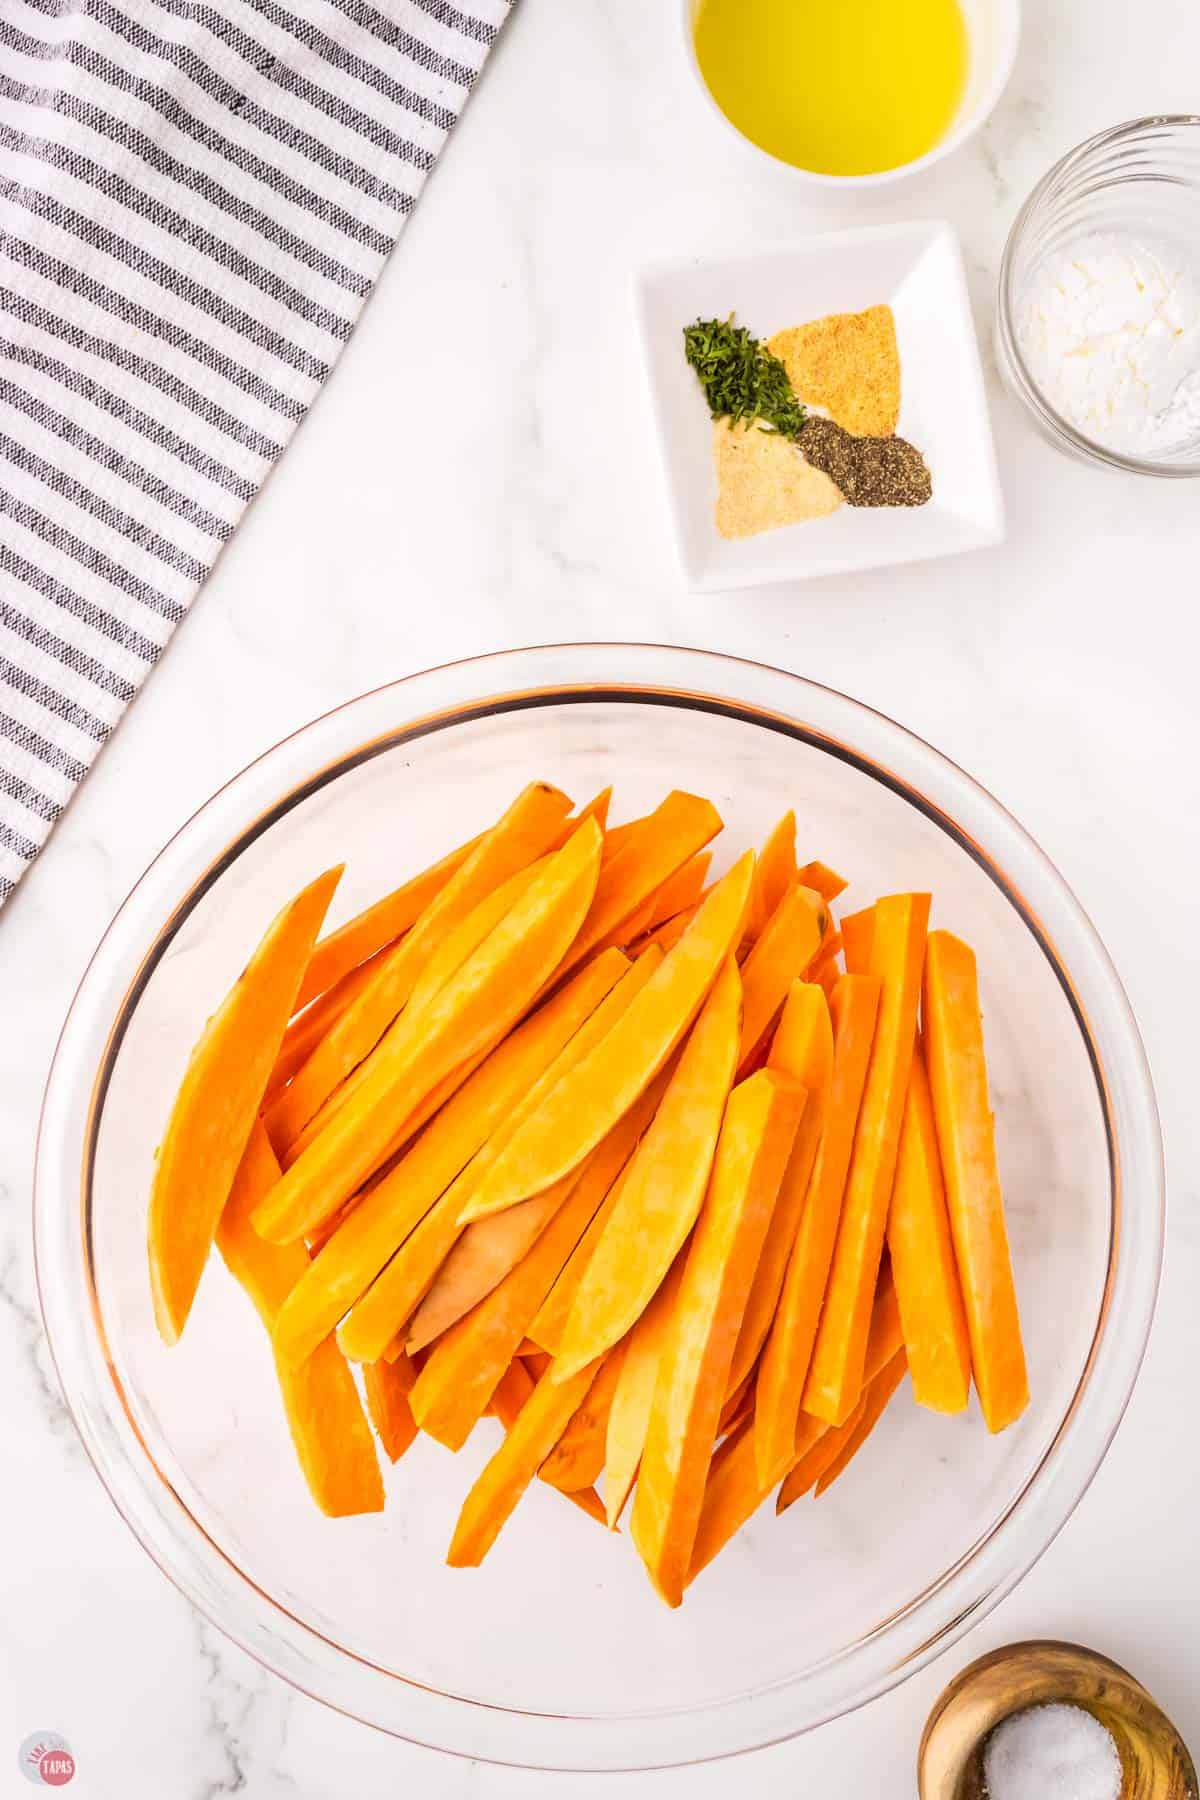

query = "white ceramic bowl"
[680,0,1021,190]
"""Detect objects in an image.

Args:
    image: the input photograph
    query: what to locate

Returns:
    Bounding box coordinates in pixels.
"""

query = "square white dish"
[634,220,1005,591]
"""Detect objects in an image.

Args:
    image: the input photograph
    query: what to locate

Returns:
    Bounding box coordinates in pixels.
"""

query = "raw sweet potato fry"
[737,883,827,1071]
[777,1393,867,1509]
[647,853,711,929]
[887,1043,972,1414]
[540,1346,627,1492]
[266,951,387,1105]
[814,1350,907,1497]
[363,1355,419,1464]
[447,1359,603,1567]
[603,1255,686,1527]
[552,957,742,1381]
[564,790,723,968]
[253,819,603,1247]
[335,951,661,1364]
[216,1123,383,1516]
[746,811,797,942]
[271,952,627,1370]
[640,904,699,956]
[729,981,834,1424]
[840,905,875,976]
[923,931,1028,1433]
[149,865,342,1345]
[410,1153,626,1450]
[752,975,876,1485]
[803,894,930,1426]
[408,1070,668,1354]
[488,1362,608,1522]
[630,1069,805,1606]
[293,836,477,1013]
[460,853,755,1224]
[797,860,849,904]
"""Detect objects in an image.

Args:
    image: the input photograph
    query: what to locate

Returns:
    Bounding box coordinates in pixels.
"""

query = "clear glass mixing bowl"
[35,645,1163,1770]
[997,116,1200,475]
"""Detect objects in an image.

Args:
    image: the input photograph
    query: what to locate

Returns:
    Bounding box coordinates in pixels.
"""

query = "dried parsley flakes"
[683,315,807,441]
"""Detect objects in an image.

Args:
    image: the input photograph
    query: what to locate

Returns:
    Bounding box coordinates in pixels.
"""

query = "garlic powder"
[1016,231,1200,457]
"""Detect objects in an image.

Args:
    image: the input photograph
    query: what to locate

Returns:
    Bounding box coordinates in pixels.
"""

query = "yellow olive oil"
[693,0,969,179]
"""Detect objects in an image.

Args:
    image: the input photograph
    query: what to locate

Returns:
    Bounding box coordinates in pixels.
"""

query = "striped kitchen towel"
[0,0,511,909]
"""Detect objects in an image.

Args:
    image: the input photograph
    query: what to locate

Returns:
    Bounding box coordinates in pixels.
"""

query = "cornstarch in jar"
[982,1701,1122,1800]
[1017,232,1200,457]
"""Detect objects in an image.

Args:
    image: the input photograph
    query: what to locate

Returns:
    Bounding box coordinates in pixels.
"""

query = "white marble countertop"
[5,1,1200,1793]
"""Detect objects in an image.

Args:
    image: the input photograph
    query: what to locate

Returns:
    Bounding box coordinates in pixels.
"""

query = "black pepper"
[797,416,932,507]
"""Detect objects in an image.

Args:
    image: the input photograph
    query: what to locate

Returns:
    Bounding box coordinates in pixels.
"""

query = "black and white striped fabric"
[0,0,510,908]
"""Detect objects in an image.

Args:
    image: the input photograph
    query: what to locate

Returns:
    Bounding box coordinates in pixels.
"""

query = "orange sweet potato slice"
[488,1360,608,1522]
[630,1069,805,1606]
[252,818,602,1247]
[459,852,755,1224]
[803,893,930,1426]
[272,952,627,1370]
[814,1350,907,1497]
[564,790,723,968]
[267,783,571,1148]
[293,836,477,1013]
[728,981,834,1421]
[266,951,386,1104]
[777,1393,867,1508]
[887,1042,972,1414]
[540,1345,626,1492]
[409,1151,624,1450]
[447,1358,603,1566]
[840,904,875,976]
[746,811,797,943]
[148,866,342,1344]
[689,1269,902,1575]
[336,953,662,1363]
[551,956,742,1381]
[526,1126,650,1357]
[737,883,827,1071]
[797,859,849,904]
[215,1123,383,1516]
[407,1069,668,1354]
[646,852,711,930]
[363,1355,419,1463]
[923,931,1028,1433]
[753,975,876,1485]
[603,1253,686,1527]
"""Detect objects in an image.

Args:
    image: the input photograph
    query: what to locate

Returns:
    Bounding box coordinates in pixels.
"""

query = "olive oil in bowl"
[693,0,969,179]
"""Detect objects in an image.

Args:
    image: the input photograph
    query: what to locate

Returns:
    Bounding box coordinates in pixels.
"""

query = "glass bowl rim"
[34,642,1164,1770]
[997,113,1200,478]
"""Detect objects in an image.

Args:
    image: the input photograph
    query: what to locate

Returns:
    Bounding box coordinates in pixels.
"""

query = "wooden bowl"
[918,1641,1197,1800]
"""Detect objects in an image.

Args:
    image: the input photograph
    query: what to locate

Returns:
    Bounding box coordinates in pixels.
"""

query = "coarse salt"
[1016,230,1200,458]
[983,1701,1122,1800]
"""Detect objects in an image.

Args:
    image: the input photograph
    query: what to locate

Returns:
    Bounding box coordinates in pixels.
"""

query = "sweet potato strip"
[272,952,626,1370]
[447,1359,602,1567]
[553,957,742,1381]
[408,1071,668,1355]
[460,852,755,1224]
[267,782,571,1148]
[336,952,660,1364]
[564,790,723,968]
[149,866,341,1344]
[777,1393,867,1509]
[640,905,699,956]
[294,836,476,1013]
[746,811,797,942]
[253,819,602,1247]
[410,1154,623,1450]
[729,981,834,1426]
[363,1356,419,1463]
[737,883,827,1071]
[840,905,875,976]
[753,976,876,1485]
[887,1044,972,1414]
[923,931,1028,1433]
[803,894,930,1425]
[815,1350,907,1496]
[603,1255,686,1527]
[488,1362,606,1522]
[689,1269,902,1580]
[540,1347,626,1491]
[647,853,711,929]
[266,952,385,1104]
[797,859,849,904]
[630,1069,805,1606]
[216,1123,383,1516]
